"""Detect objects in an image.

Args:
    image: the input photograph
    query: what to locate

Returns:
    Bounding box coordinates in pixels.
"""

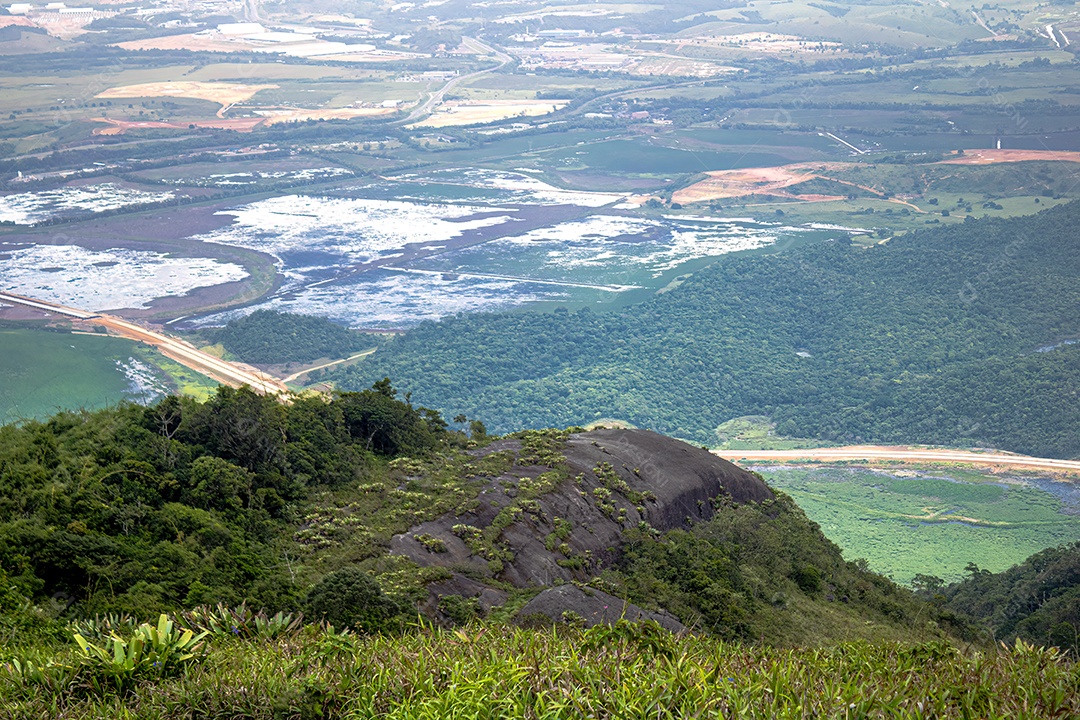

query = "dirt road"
[282,349,375,383]
[714,446,1080,474]
[93,314,287,395]
[0,292,287,395]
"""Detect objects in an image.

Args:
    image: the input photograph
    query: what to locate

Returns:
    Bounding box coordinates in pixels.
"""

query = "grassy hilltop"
[0,388,1078,716]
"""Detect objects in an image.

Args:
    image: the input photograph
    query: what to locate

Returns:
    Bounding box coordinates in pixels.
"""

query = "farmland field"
[760,465,1080,584]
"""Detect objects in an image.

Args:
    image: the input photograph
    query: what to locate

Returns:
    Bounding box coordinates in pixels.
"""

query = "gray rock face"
[516,585,685,632]
[389,428,772,626]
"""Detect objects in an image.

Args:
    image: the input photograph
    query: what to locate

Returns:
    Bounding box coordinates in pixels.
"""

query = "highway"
[0,292,287,395]
[715,446,1080,474]
[398,37,512,125]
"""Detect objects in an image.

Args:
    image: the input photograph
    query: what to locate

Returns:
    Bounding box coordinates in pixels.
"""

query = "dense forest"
[0,382,449,625]
[937,542,1080,654]
[329,203,1080,458]
[206,310,370,365]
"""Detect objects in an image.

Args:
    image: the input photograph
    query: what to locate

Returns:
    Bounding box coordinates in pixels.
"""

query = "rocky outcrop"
[516,585,685,631]
[390,428,772,625]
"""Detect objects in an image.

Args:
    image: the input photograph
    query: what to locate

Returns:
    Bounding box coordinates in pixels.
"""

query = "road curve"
[0,291,287,395]
[398,37,512,125]
[715,446,1080,474]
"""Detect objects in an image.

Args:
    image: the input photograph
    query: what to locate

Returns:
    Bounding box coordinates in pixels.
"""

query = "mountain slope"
[940,542,1080,653]
[329,204,1080,458]
[0,391,941,647]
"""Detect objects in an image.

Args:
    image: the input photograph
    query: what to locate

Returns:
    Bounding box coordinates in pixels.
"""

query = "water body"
[185,170,846,329]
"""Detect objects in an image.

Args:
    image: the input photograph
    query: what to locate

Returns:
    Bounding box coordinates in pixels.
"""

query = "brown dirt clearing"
[91,117,265,135]
[938,149,1080,165]
[95,81,277,109]
[673,162,856,203]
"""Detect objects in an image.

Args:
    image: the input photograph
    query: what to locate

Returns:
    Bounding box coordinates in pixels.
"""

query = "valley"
[0,0,1079,713]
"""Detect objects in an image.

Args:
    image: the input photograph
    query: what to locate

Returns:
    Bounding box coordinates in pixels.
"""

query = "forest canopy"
[207,310,369,365]
[328,203,1080,458]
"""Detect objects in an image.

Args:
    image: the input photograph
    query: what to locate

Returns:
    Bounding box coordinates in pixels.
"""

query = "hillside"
[939,541,1080,653]
[205,310,370,365]
[2,394,1079,717]
[328,204,1080,458]
[0,387,944,648]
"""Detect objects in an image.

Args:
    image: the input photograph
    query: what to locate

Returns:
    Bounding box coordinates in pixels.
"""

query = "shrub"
[305,568,400,633]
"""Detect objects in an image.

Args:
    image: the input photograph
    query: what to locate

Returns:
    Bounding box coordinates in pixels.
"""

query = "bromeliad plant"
[72,614,208,693]
[180,602,304,640]
[5,614,209,697]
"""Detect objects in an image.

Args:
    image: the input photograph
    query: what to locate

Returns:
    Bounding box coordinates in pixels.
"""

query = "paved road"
[0,292,287,395]
[715,446,1080,473]
[398,37,512,125]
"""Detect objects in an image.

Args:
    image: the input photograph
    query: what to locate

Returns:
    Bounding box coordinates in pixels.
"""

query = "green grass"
[759,466,1080,585]
[0,326,219,424]
[133,346,219,401]
[0,327,145,424]
[713,416,831,451]
[4,621,1077,718]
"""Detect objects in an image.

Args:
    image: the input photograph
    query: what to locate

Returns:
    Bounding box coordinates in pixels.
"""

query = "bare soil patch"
[257,107,396,125]
[95,81,277,110]
[117,33,255,53]
[91,117,265,135]
[938,149,1080,165]
[673,162,855,203]
[411,100,567,128]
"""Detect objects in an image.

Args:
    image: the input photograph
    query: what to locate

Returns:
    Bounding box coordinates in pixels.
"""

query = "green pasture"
[184,63,370,82]
[0,327,143,424]
[713,416,830,451]
[141,348,219,401]
[0,326,219,425]
[534,137,796,175]
[899,49,1076,69]
[760,466,1080,584]
[692,0,987,47]
[623,85,736,101]
[462,74,633,101]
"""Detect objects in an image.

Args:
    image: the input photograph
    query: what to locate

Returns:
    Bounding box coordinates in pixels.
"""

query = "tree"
[306,568,400,632]
[912,573,945,597]
[189,456,250,512]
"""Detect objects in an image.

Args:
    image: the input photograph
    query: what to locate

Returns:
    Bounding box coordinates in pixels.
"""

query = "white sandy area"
[0,244,248,311]
[488,215,783,276]
[200,195,519,273]
[0,184,175,225]
[411,101,567,128]
[198,271,558,328]
[501,215,659,247]
[424,168,624,207]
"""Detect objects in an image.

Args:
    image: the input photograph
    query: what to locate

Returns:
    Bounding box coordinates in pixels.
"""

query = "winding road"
[399,37,513,125]
[715,446,1080,474]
